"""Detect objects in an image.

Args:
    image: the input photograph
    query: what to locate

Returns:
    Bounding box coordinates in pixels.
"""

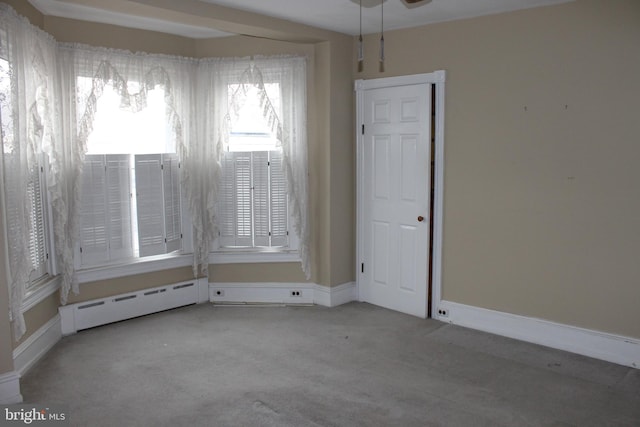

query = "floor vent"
[60,281,198,335]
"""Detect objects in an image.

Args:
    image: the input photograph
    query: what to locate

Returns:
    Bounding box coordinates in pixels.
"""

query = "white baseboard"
[210,282,357,307]
[0,371,22,404]
[196,278,210,304]
[313,282,357,307]
[59,280,201,335]
[436,300,640,369]
[13,315,62,376]
[210,283,315,305]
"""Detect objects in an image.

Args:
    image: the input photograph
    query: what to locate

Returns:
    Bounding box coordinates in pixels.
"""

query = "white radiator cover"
[59,280,203,335]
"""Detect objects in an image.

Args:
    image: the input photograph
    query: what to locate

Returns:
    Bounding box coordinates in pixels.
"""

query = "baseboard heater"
[59,281,198,335]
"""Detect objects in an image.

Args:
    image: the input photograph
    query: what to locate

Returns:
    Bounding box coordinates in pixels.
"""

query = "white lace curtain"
[54,44,198,303]
[0,5,58,338]
[0,5,310,340]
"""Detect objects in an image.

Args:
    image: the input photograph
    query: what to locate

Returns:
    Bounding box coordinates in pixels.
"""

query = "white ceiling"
[29,0,573,39]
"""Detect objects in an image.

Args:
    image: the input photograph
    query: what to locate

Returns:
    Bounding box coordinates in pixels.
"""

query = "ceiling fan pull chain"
[358,0,364,64]
[379,0,385,66]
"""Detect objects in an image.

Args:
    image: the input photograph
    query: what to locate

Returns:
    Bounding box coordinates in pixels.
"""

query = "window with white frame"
[0,56,52,289]
[216,83,296,252]
[78,78,183,268]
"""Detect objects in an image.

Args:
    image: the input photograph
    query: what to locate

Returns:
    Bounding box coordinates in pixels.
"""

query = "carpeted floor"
[21,302,640,426]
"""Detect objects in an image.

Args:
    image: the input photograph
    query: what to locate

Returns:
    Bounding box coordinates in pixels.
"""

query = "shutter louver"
[135,154,165,257]
[269,150,288,247]
[162,153,182,253]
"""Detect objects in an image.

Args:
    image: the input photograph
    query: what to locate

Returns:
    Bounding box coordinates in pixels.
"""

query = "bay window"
[1,3,311,338]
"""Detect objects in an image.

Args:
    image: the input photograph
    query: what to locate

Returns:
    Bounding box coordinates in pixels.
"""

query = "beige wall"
[12,293,59,350]
[44,16,196,56]
[357,0,640,338]
[67,267,195,304]
[328,39,356,286]
[211,263,307,283]
[2,0,43,27]
[0,155,14,374]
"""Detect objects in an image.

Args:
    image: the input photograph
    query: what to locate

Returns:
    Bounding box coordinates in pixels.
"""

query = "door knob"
[417,216,425,222]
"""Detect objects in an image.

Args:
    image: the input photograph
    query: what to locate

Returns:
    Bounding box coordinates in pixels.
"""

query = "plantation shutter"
[135,153,182,256]
[219,151,252,247]
[106,155,134,261]
[269,151,288,247]
[80,155,109,265]
[162,153,182,253]
[79,155,132,265]
[235,153,253,246]
[218,150,289,248]
[218,152,236,247]
[253,151,270,247]
[27,160,47,282]
[135,154,165,256]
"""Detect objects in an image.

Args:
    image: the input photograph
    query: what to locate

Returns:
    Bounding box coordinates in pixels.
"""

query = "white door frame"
[355,71,445,317]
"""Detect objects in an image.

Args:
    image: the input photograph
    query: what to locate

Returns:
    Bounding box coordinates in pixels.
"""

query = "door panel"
[360,83,431,318]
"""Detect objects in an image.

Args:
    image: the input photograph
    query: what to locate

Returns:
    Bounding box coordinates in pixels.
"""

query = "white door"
[359,82,432,318]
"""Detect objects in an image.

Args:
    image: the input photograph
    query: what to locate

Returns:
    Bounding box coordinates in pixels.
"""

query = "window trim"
[76,251,194,283]
[209,250,301,265]
[21,275,61,312]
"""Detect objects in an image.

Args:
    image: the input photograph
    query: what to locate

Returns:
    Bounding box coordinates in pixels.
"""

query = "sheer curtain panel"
[0,5,58,338]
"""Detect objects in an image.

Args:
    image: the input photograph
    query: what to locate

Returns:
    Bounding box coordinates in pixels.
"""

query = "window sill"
[21,275,61,312]
[209,250,301,264]
[77,253,193,283]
